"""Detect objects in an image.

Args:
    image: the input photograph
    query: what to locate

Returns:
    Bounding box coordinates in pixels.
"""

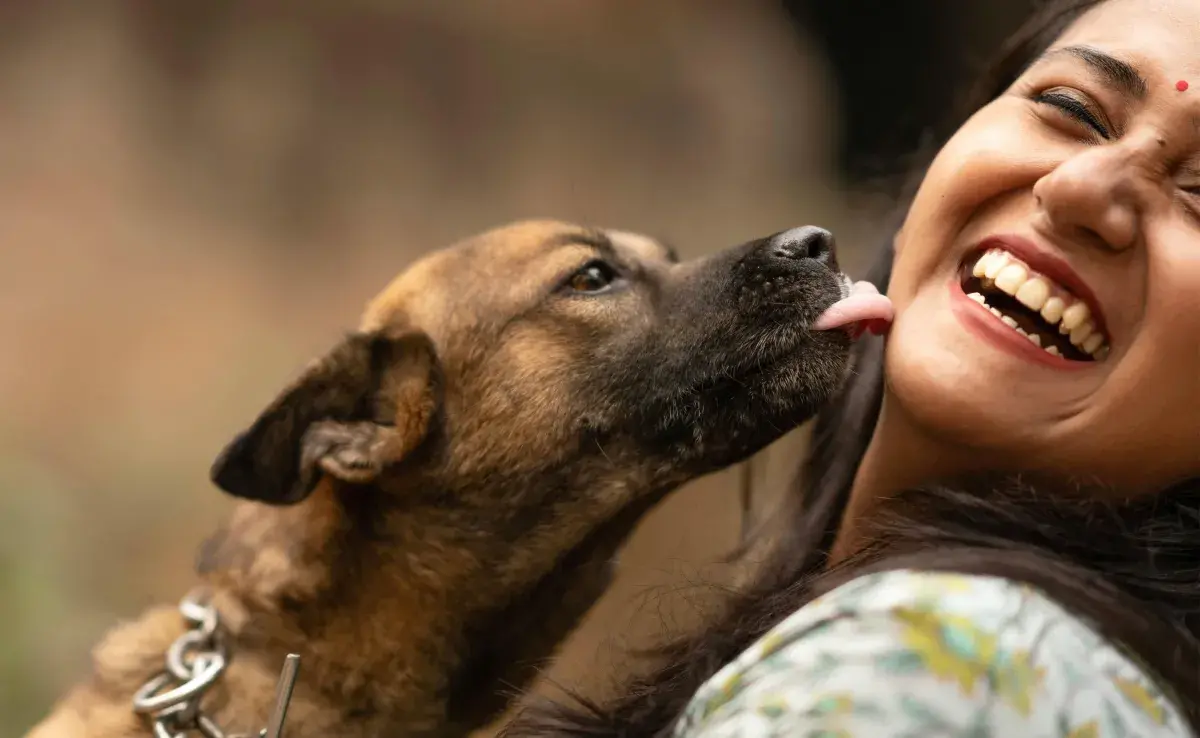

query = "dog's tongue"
[813,283,894,334]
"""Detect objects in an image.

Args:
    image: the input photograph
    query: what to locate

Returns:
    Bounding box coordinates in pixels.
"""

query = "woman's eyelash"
[1033,92,1111,139]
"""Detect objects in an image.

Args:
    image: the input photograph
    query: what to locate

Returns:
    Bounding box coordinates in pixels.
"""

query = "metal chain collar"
[131,591,301,738]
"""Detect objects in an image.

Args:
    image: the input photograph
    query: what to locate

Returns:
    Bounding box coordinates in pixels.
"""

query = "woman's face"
[887,0,1200,492]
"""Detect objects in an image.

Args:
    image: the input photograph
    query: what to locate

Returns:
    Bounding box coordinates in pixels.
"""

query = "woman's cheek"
[1146,221,1200,323]
[925,105,1050,219]
[891,104,1059,296]
[1142,224,1200,395]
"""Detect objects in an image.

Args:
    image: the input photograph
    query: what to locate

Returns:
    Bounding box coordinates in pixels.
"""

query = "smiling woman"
[504,0,1200,736]
[873,0,1200,502]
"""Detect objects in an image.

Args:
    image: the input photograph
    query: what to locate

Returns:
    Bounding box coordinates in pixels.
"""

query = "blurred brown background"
[1,1,1030,733]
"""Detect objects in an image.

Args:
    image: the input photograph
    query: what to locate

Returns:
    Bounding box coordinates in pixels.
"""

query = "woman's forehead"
[1050,0,1200,80]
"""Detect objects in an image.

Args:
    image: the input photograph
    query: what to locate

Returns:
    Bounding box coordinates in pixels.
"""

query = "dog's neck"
[193,476,638,737]
[194,484,488,736]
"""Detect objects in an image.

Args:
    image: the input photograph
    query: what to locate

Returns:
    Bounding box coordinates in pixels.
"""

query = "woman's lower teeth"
[966,291,1108,360]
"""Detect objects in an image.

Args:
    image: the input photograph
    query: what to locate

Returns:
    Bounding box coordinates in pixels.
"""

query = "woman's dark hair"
[503,1,1200,735]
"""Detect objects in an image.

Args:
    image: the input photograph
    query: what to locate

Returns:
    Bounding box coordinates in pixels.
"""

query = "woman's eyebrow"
[1037,45,1148,101]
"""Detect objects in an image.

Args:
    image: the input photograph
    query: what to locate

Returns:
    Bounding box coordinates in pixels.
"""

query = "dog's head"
[203,219,860,729]
[211,220,853,507]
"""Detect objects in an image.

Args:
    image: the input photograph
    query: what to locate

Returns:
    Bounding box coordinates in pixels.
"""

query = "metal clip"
[133,593,303,738]
[261,654,301,738]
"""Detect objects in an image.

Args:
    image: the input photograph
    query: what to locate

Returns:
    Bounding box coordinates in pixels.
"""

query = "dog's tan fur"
[27,220,852,738]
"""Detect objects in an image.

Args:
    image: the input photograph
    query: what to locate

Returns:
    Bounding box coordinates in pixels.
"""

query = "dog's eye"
[564,260,619,294]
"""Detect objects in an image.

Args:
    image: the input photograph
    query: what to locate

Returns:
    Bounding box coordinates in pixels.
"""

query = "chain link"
[132,591,300,738]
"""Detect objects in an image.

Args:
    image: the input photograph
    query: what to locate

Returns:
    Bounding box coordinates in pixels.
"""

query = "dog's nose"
[730,225,842,311]
[767,226,837,267]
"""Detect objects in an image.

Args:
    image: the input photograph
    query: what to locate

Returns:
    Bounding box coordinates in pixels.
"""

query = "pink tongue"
[813,293,895,332]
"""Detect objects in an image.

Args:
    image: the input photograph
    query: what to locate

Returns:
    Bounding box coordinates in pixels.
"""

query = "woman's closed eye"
[1032,89,1112,140]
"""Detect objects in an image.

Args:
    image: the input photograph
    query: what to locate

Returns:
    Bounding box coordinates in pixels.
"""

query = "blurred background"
[1,1,1036,733]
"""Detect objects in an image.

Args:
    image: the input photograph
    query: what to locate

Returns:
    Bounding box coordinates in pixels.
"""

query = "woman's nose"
[1032,143,1143,252]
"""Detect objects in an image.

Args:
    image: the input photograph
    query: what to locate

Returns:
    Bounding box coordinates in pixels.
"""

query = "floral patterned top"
[675,569,1191,737]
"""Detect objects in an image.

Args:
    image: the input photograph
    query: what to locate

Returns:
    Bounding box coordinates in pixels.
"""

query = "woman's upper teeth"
[970,248,1109,359]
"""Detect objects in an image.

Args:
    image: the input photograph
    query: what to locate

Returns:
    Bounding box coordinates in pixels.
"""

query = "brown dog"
[25,219,861,738]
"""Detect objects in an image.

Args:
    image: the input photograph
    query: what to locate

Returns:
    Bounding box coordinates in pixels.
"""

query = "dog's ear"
[210,331,440,505]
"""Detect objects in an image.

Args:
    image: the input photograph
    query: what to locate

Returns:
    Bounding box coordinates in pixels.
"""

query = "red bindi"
[1177,80,1190,92]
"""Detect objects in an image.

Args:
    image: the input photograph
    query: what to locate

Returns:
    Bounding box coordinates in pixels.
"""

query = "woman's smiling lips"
[949,234,1111,369]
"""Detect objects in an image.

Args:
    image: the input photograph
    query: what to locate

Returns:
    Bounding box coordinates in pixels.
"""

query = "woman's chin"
[882,313,1058,455]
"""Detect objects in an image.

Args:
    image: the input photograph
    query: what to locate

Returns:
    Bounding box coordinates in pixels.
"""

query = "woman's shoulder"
[676,568,1190,737]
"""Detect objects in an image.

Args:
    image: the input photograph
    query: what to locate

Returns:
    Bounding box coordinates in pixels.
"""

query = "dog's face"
[211,219,852,510]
